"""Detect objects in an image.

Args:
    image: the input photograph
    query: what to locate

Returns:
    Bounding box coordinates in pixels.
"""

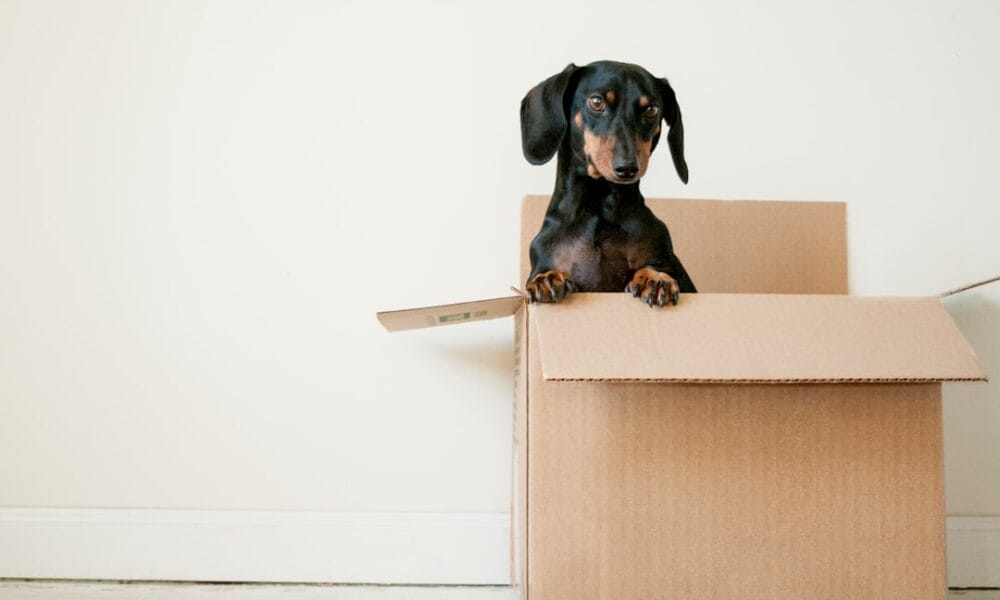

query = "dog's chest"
[552,222,633,292]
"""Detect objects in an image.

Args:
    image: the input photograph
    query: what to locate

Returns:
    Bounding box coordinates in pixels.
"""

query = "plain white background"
[1,0,998,582]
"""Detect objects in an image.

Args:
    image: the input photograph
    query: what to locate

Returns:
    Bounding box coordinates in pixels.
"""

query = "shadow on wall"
[434,339,514,378]
[941,288,1000,515]
[414,324,517,395]
[945,290,999,395]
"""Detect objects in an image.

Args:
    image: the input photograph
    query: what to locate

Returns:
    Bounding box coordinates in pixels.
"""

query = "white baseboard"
[2,509,995,587]
[948,516,1000,588]
[0,508,511,585]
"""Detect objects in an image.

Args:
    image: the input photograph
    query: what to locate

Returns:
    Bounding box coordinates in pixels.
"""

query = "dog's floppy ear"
[657,77,688,184]
[520,63,578,165]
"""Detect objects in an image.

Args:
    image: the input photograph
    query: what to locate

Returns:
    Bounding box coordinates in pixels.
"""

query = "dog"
[520,60,696,307]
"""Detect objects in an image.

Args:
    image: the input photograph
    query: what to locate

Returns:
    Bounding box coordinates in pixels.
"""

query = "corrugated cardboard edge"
[544,376,987,383]
[511,305,529,596]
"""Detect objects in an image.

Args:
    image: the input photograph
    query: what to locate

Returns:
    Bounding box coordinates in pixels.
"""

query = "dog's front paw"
[626,267,679,307]
[526,270,576,303]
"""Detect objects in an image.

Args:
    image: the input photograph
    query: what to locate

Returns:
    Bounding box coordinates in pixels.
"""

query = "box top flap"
[520,196,848,294]
[532,293,986,383]
[377,295,523,332]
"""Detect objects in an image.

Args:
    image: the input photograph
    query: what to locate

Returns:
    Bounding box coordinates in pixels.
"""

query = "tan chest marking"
[551,236,603,290]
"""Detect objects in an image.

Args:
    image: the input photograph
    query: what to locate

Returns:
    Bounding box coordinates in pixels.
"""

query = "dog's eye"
[587,95,606,112]
[643,105,660,119]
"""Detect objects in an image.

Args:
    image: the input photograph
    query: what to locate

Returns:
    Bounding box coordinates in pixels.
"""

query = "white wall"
[1,0,998,583]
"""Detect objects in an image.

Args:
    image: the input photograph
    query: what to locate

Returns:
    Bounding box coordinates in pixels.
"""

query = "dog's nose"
[613,161,639,180]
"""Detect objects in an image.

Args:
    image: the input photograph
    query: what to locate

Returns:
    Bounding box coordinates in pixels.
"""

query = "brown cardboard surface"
[520,196,848,293]
[376,295,522,332]
[531,292,986,383]
[525,334,947,599]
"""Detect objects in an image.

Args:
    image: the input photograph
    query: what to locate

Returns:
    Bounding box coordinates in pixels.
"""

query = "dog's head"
[520,60,687,185]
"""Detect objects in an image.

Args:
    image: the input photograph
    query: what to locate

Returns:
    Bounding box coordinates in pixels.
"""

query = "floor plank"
[0,582,517,600]
[1,581,998,599]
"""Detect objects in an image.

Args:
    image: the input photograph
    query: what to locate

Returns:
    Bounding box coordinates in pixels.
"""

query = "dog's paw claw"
[526,270,575,303]
[626,267,680,308]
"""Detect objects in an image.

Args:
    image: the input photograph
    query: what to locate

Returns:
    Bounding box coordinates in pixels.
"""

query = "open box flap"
[377,295,523,332]
[520,196,849,294]
[532,293,987,383]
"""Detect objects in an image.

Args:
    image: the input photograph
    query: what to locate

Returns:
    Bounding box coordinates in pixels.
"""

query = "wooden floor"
[3,581,512,599]
[1,582,998,599]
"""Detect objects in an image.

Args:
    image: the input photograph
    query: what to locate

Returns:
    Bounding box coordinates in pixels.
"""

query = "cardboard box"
[378,196,986,600]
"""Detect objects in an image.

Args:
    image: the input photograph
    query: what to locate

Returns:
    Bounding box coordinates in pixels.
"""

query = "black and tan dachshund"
[520,60,696,307]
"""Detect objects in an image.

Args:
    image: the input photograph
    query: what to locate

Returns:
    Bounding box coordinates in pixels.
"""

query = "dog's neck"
[550,145,643,223]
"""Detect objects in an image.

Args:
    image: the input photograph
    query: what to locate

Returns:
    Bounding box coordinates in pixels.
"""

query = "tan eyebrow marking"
[606,90,616,103]
[639,95,651,107]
